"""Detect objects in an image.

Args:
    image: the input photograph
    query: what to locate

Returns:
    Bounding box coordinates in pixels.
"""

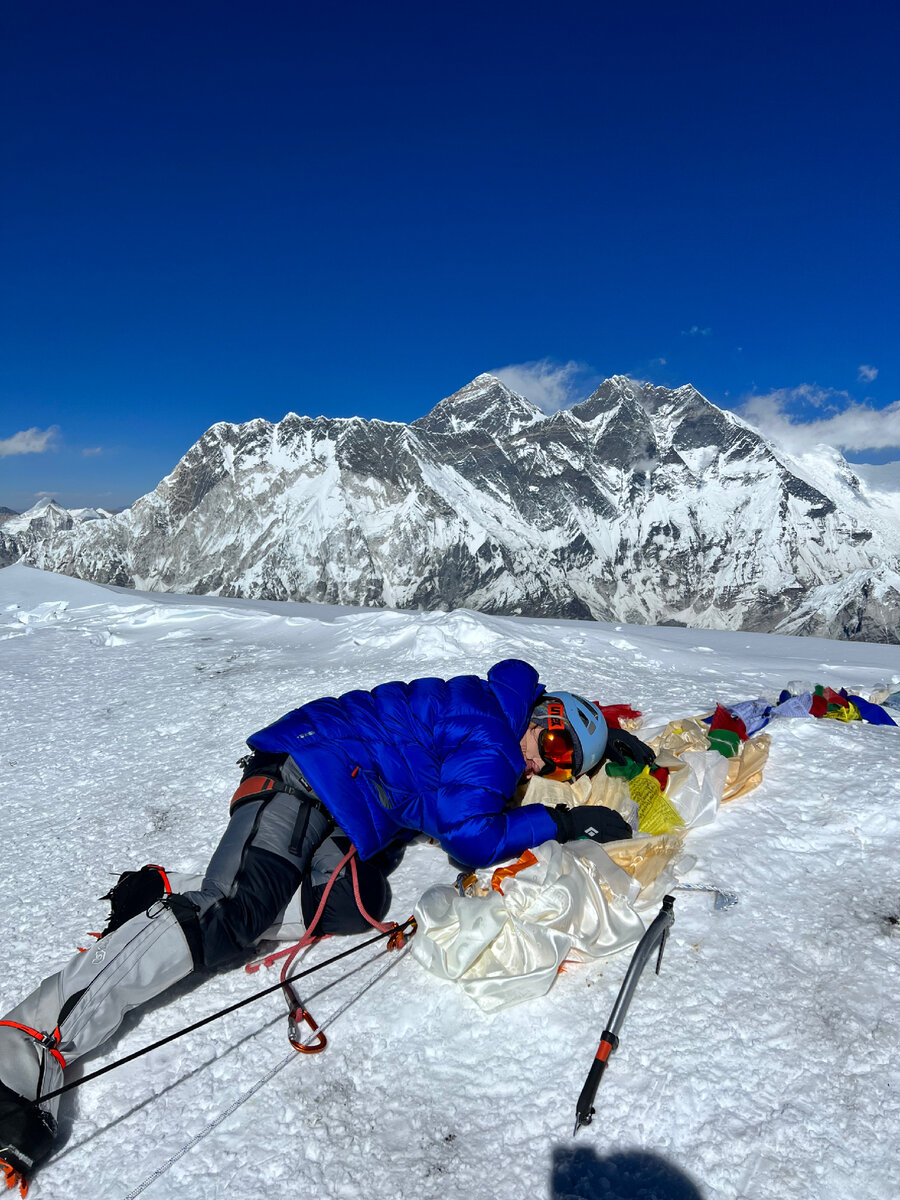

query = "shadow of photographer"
[551,1144,705,1199]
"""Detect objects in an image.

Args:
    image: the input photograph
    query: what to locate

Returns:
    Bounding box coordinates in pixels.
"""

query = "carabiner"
[283,982,327,1054]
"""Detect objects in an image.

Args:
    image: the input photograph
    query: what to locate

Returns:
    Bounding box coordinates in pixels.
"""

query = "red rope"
[245,844,355,975]
[348,852,394,933]
[273,843,399,1055]
[247,840,405,978]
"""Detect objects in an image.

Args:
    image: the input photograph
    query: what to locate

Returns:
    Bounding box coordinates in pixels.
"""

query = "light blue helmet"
[533,691,608,776]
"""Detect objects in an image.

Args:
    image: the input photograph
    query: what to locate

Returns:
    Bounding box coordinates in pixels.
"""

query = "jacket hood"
[485,659,545,738]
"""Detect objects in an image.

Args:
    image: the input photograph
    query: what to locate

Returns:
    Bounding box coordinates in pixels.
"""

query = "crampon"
[1,1158,28,1198]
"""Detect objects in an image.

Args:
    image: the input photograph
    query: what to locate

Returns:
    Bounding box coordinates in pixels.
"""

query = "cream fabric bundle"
[412,720,769,1010]
[412,839,647,1011]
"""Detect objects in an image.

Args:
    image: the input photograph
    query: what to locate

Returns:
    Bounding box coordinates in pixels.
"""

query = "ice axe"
[573,894,675,1135]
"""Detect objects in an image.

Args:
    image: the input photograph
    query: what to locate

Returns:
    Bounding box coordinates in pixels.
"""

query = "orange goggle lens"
[538,727,575,780]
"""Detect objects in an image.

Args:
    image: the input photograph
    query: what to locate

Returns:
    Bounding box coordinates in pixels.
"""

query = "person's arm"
[544,804,633,844]
[435,796,633,868]
[428,705,555,867]
[434,788,559,868]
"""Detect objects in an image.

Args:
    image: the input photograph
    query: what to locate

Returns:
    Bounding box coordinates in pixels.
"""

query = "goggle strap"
[545,700,566,731]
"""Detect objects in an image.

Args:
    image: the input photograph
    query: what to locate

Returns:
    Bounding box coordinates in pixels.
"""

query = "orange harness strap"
[229,774,277,814]
[0,1021,66,1071]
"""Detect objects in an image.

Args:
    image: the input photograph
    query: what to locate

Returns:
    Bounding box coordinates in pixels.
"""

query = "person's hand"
[545,804,633,844]
[604,729,656,768]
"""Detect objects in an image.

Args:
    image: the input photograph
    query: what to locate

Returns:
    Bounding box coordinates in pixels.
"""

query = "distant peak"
[446,373,529,401]
[413,374,543,436]
[27,497,65,513]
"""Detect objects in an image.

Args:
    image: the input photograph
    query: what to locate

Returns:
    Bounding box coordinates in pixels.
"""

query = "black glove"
[546,804,633,844]
[604,728,656,768]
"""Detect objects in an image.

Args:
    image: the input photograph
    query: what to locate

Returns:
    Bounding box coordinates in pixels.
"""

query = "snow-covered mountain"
[0,499,112,567]
[6,375,900,641]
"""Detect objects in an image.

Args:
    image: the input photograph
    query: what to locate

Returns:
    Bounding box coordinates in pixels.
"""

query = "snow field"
[1,564,899,1199]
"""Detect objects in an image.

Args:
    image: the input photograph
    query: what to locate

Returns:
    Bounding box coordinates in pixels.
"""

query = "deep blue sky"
[2,0,898,510]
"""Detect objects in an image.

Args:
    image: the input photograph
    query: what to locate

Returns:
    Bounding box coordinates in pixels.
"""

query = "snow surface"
[1,563,899,1200]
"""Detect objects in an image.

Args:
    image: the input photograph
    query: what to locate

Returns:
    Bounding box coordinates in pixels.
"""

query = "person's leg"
[183,790,332,967]
[300,834,394,936]
[0,775,330,1179]
[0,899,195,1180]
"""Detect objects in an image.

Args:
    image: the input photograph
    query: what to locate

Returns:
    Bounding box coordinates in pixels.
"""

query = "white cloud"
[82,446,103,457]
[491,359,591,413]
[736,387,900,454]
[682,325,711,337]
[0,425,59,458]
[858,364,878,382]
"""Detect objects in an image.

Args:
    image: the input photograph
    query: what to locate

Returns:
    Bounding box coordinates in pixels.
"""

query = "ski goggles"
[538,726,576,781]
[536,700,577,780]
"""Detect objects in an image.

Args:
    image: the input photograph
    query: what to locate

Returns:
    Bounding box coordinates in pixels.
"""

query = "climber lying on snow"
[0,658,651,1190]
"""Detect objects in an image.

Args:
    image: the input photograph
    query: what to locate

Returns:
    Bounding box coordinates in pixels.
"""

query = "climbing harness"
[573,895,675,1136]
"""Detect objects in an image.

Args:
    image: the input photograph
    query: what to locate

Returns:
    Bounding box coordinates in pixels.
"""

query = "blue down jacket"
[247,658,559,867]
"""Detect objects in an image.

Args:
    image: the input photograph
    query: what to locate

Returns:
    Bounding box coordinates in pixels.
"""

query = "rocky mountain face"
[774,565,900,643]
[0,500,112,567]
[5,375,900,641]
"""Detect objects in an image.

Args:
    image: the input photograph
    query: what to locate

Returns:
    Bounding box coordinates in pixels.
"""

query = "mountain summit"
[4,376,898,641]
[413,374,543,438]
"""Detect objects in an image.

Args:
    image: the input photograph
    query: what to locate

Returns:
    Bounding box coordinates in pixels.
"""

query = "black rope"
[40,917,415,1103]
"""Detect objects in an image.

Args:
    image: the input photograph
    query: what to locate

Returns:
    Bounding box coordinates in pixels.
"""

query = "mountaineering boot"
[0,1081,56,1196]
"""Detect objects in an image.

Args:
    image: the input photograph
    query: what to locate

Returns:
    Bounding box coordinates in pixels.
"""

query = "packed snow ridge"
[2,375,899,642]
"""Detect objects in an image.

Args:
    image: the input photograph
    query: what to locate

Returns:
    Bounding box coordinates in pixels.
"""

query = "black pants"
[183,753,395,968]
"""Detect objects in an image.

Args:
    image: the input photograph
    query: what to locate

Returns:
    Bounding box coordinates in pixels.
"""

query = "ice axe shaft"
[573,894,675,1135]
